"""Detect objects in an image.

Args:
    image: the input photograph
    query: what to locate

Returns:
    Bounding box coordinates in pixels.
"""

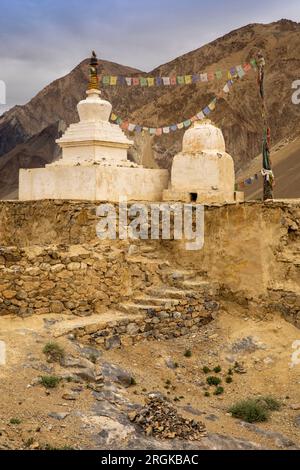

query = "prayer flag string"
[103,60,257,88]
[110,64,253,135]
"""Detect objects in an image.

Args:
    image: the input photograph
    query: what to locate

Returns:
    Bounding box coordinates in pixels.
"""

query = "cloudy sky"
[0,0,299,113]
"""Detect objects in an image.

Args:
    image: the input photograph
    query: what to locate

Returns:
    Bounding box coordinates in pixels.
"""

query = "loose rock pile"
[128,397,206,441]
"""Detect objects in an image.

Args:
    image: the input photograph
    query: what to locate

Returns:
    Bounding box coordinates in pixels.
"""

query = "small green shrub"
[204,392,210,397]
[130,377,137,386]
[213,366,222,374]
[202,366,211,374]
[228,368,233,376]
[256,396,281,411]
[184,350,192,358]
[214,386,224,396]
[229,399,269,423]
[226,376,233,384]
[40,375,61,389]
[43,342,65,363]
[24,437,35,448]
[10,418,21,425]
[207,376,222,386]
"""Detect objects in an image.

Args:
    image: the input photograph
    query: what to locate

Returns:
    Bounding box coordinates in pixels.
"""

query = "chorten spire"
[88,50,100,90]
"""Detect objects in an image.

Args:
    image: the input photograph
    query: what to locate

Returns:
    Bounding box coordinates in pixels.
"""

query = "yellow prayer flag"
[184,75,192,84]
[147,77,155,87]
[110,76,117,85]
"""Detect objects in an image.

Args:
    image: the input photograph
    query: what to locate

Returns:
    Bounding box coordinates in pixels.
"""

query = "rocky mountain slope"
[1,18,300,199]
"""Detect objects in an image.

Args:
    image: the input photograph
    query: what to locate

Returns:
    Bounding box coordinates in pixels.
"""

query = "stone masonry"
[0,200,299,349]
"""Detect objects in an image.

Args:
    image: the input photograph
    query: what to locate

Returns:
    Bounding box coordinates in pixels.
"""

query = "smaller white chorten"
[163,120,243,204]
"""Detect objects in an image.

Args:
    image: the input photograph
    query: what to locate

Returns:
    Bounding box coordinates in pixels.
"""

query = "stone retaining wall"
[73,310,213,349]
[0,242,166,317]
[0,200,299,329]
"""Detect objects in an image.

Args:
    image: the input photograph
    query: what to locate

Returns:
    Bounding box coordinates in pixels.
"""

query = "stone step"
[134,296,181,307]
[51,311,142,338]
[126,256,170,267]
[119,303,161,315]
[180,279,215,291]
[166,270,197,281]
[146,287,198,299]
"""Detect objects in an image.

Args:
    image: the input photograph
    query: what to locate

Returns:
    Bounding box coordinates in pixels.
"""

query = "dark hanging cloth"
[262,128,274,201]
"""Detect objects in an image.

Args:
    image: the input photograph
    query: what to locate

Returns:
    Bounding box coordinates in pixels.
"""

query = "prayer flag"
[133,78,140,86]
[110,113,118,122]
[177,76,185,85]
[121,121,129,130]
[118,76,126,85]
[102,76,110,85]
[196,111,205,120]
[163,127,170,134]
[215,70,223,79]
[162,77,171,85]
[192,75,200,83]
[203,106,211,116]
[223,83,230,93]
[243,63,251,72]
[230,67,237,77]
[125,77,132,86]
[250,59,257,69]
[170,76,177,85]
[183,120,191,128]
[177,122,184,129]
[140,77,147,87]
[149,128,156,134]
[208,100,216,111]
[147,77,155,87]
[191,115,198,122]
[156,77,163,86]
[170,125,178,131]
[200,73,208,82]
[116,118,122,125]
[135,126,142,133]
[207,72,214,81]
[236,65,245,78]
[156,128,163,136]
[128,123,136,132]
[110,76,117,85]
[184,75,192,84]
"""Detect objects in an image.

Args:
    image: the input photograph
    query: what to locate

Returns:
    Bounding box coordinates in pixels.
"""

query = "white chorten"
[55,89,133,166]
[19,53,169,202]
[163,120,243,204]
